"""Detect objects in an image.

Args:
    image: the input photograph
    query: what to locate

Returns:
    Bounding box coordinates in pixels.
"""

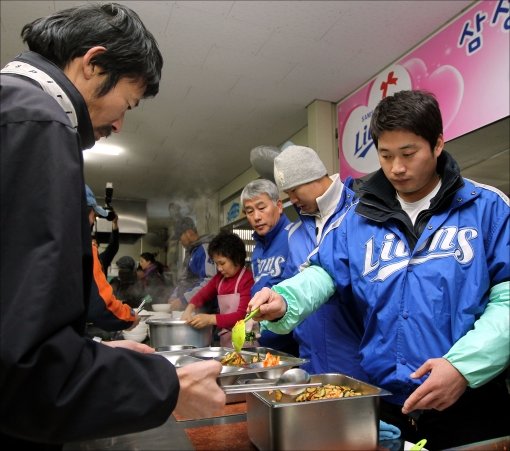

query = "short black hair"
[21,2,163,98]
[208,231,246,267]
[370,90,443,152]
[140,252,156,263]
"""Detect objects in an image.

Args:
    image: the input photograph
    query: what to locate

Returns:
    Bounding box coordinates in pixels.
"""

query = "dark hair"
[208,231,246,267]
[140,252,156,263]
[21,2,163,98]
[370,90,443,152]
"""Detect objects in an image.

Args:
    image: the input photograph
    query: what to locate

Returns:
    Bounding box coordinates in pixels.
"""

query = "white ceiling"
[2,1,508,224]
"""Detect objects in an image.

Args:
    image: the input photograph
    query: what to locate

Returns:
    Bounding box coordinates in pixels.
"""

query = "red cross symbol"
[380,71,398,98]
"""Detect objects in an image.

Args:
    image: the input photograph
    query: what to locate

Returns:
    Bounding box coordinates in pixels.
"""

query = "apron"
[217,267,245,348]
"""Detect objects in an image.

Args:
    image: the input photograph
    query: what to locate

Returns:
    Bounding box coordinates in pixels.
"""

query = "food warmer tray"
[155,346,308,377]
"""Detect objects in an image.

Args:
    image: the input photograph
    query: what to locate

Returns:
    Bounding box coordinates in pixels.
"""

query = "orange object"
[262,352,280,367]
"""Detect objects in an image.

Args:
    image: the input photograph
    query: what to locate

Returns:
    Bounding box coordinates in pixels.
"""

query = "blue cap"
[85,185,109,218]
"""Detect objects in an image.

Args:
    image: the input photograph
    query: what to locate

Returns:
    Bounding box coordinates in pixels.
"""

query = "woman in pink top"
[181,231,254,347]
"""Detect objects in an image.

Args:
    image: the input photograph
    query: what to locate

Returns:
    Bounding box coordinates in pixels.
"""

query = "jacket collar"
[252,214,291,247]
[11,51,95,150]
[357,150,464,217]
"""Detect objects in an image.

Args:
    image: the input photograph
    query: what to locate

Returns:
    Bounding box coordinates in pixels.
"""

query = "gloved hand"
[379,420,401,440]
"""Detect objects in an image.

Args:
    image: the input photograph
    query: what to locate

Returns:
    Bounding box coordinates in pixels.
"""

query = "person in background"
[240,179,298,356]
[139,252,166,303]
[167,217,217,311]
[85,185,138,333]
[248,90,510,448]
[110,256,145,309]
[273,146,366,380]
[97,210,119,276]
[136,264,145,281]
[181,231,254,347]
[0,3,225,449]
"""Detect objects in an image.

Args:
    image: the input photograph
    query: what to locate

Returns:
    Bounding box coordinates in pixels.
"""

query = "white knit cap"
[273,145,327,191]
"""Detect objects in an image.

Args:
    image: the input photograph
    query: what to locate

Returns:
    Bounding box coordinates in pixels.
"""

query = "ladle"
[222,368,321,396]
[231,307,260,352]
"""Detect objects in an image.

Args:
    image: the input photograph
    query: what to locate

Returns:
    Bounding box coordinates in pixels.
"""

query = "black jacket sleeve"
[99,228,120,272]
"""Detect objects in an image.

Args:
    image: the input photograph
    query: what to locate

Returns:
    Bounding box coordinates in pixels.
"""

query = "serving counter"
[64,403,254,451]
[63,406,509,451]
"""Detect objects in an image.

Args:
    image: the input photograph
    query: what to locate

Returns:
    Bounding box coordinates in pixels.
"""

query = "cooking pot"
[146,318,213,348]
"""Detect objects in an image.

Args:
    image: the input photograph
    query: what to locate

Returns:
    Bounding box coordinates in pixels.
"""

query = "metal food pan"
[191,346,230,359]
[213,347,308,377]
[158,354,203,367]
[156,346,308,378]
[246,373,391,451]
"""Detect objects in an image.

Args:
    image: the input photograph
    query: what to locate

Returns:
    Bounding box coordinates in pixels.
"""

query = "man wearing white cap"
[273,146,367,380]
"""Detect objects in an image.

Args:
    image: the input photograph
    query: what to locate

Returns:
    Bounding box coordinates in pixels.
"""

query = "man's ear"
[82,46,107,80]
[276,199,283,214]
[434,134,445,158]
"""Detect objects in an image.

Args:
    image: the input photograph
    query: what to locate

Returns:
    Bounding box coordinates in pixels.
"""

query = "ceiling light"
[87,142,124,156]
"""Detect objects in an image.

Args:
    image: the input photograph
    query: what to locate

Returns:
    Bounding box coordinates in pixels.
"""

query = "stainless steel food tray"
[155,346,308,377]
[247,373,392,450]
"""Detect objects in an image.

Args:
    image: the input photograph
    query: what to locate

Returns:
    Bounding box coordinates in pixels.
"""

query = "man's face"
[243,193,283,237]
[377,129,443,203]
[284,179,324,214]
[85,76,145,141]
[179,230,196,248]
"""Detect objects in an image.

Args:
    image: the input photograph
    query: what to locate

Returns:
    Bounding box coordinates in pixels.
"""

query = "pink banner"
[338,0,510,179]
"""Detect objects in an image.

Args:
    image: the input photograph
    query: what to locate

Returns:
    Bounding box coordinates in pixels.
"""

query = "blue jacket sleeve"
[261,265,335,334]
[444,281,510,387]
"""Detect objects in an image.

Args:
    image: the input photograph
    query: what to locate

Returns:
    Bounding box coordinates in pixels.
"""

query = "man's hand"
[402,357,468,414]
[174,360,226,418]
[126,313,141,329]
[187,313,214,329]
[247,287,287,321]
[104,340,155,354]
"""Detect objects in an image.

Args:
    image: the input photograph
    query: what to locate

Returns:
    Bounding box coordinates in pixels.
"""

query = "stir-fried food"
[220,351,281,367]
[220,351,248,366]
[262,352,280,367]
[294,384,362,402]
[272,383,362,402]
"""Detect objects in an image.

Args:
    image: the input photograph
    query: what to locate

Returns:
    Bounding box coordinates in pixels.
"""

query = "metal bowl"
[159,354,203,367]
[217,365,245,385]
[250,361,289,379]
[147,319,212,348]
[193,347,229,359]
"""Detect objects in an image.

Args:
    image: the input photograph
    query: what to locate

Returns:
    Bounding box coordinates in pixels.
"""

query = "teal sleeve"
[444,281,510,388]
[260,265,335,334]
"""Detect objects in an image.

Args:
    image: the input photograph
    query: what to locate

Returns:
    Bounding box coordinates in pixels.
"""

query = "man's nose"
[111,115,125,133]
[392,158,406,174]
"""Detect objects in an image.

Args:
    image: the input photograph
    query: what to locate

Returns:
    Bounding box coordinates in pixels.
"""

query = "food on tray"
[294,384,361,402]
[220,350,281,367]
[272,383,362,402]
[220,351,248,366]
[261,352,280,367]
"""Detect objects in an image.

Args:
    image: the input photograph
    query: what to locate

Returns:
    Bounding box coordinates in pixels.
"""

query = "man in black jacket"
[0,3,225,449]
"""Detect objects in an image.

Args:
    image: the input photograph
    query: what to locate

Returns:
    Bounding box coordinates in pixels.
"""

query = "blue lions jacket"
[311,151,509,404]
[251,214,292,294]
[283,176,367,379]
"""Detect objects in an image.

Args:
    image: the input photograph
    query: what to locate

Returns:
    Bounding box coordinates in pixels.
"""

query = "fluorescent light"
[87,142,124,156]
